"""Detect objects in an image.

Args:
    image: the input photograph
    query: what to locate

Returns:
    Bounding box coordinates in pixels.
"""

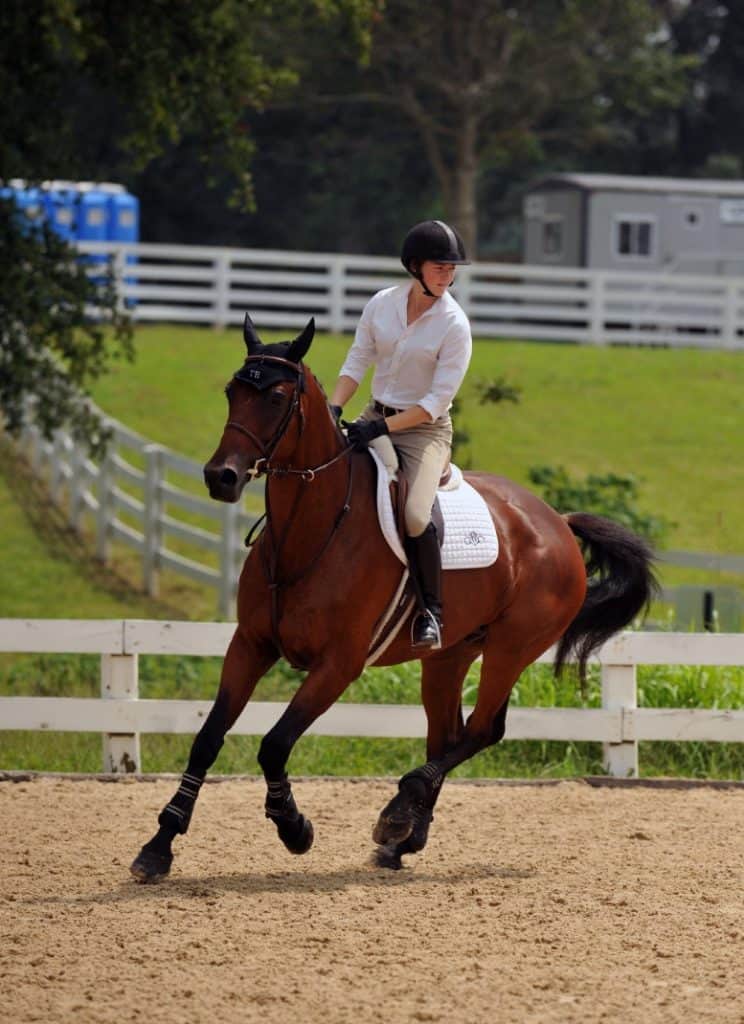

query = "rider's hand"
[341,417,389,451]
[330,404,343,421]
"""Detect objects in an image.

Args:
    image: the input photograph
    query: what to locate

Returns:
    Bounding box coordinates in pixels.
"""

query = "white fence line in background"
[1,621,742,779]
[12,409,742,622]
[79,240,744,348]
[19,415,261,618]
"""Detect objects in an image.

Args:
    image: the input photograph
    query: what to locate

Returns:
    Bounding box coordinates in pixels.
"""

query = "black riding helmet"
[400,220,469,296]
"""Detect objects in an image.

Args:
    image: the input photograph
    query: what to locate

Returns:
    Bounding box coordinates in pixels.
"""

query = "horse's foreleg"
[130,631,276,882]
[257,664,358,854]
[373,642,477,868]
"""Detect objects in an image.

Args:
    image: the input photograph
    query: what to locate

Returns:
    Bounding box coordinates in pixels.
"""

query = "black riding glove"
[342,417,390,451]
[330,404,343,421]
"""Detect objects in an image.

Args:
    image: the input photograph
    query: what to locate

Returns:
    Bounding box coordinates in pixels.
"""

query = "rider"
[330,220,472,650]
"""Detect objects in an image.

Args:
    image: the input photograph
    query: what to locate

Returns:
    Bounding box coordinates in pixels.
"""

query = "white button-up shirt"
[339,283,472,421]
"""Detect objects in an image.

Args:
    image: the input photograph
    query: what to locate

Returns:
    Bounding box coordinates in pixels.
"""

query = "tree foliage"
[350,0,692,253]
[0,200,132,451]
[528,465,674,546]
[0,0,376,442]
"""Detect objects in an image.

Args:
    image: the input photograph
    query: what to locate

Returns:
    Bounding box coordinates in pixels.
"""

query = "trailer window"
[614,216,655,259]
[542,215,564,258]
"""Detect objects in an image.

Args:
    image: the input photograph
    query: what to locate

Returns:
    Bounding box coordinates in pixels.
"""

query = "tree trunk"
[444,111,479,259]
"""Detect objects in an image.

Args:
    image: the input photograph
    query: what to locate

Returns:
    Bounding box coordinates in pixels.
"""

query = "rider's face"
[419,260,456,296]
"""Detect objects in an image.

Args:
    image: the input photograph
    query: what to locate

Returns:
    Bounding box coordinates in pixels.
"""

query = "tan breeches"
[360,403,453,537]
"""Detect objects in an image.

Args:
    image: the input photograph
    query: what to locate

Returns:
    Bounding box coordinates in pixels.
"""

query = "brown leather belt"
[373,400,405,417]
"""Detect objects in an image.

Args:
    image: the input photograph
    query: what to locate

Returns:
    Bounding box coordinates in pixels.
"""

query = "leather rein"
[225,354,353,667]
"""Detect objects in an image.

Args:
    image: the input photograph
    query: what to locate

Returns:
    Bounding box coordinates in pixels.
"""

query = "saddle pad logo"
[464,531,484,546]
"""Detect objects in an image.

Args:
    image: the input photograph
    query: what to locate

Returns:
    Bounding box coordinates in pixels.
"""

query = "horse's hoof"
[373,843,404,871]
[278,814,314,855]
[372,811,413,847]
[372,791,416,846]
[129,847,173,883]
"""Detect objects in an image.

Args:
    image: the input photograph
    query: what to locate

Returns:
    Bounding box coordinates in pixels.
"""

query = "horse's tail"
[555,513,659,683]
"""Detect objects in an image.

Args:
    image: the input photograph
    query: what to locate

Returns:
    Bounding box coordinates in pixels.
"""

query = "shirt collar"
[399,281,452,326]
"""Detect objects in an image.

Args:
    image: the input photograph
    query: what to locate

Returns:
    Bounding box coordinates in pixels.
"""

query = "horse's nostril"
[219,468,238,487]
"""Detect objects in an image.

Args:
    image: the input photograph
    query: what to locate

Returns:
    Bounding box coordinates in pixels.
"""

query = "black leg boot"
[408,522,443,650]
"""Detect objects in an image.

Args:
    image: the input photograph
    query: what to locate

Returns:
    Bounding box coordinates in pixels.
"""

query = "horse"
[130,314,656,879]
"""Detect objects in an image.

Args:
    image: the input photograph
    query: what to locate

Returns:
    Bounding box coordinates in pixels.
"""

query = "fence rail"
[80,240,744,348]
[19,415,261,617]
[1,620,742,779]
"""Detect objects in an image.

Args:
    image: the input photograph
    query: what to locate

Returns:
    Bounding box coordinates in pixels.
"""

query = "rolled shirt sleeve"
[417,320,472,421]
[339,295,377,383]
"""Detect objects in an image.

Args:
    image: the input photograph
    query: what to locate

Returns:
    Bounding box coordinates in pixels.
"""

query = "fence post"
[589,271,607,345]
[143,444,163,596]
[219,499,240,618]
[97,430,115,563]
[112,247,126,315]
[101,652,140,773]
[49,430,67,504]
[455,264,472,319]
[601,662,638,778]
[214,253,230,329]
[329,257,345,333]
[68,438,85,531]
[722,279,738,349]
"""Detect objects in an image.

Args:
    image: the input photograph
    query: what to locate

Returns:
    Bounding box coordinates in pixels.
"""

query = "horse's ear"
[286,318,315,364]
[243,312,262,354]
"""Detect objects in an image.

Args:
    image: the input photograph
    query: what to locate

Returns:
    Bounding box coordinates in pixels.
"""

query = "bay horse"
[131,314,656,879]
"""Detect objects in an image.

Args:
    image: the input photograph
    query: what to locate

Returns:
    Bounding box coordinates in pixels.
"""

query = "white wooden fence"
[1,620,742,778]
[18,414,261,617]
[81,240,744,348]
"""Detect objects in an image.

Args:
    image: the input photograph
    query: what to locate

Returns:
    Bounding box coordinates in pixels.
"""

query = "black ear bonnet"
[234,346,303,391]
[233,313,315,390]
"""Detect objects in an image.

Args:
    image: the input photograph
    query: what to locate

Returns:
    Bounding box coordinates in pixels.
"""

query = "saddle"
[364,449,498,666]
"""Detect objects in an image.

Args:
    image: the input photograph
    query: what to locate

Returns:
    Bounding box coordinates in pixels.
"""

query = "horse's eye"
[269,389,286,406]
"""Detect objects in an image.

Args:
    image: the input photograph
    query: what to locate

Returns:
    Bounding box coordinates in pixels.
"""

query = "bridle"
[223,353,354,668]
[225,354,350,482]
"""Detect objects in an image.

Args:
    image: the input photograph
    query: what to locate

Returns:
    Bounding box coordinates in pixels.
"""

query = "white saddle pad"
[369,449,498,571]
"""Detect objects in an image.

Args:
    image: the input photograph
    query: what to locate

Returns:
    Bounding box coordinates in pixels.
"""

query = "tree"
[352,0,691,254]
[0,202,132,451]
[0,0,377,441]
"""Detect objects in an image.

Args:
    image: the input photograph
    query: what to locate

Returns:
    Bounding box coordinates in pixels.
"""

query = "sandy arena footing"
[1,775,743,1024]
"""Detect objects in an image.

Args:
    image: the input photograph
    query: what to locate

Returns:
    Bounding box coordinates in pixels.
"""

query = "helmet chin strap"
[414,265,436,298]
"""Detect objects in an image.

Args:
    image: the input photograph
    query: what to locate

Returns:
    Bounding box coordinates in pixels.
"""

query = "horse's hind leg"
[374,624,550,863]
[373,640,478,869]
[130,631,276,882]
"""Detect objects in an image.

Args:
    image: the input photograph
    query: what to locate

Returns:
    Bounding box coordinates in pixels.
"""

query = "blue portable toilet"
[12,182,46,235]
[77,184,110,280]
[105,185,139,245]
[102,183,139,306]
[43,182,78,243]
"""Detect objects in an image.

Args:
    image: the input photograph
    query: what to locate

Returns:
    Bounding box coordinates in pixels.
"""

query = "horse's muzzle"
[203,459,244,502]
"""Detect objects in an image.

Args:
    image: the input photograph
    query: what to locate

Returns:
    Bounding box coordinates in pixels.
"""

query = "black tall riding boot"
[408,522,443,650]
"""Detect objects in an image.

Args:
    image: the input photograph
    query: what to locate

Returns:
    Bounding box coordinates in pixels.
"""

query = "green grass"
[1,324,742,779]
[90,324,744,554]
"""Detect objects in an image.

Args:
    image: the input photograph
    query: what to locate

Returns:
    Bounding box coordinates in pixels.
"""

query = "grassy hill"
[90,324,744,555]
